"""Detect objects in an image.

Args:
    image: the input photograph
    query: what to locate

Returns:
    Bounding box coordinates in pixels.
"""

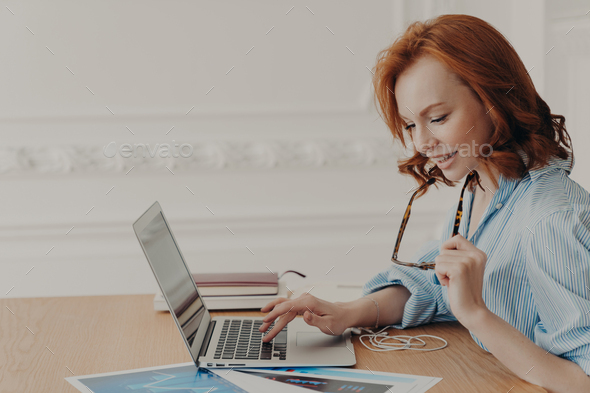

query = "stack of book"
[154,272,289,311]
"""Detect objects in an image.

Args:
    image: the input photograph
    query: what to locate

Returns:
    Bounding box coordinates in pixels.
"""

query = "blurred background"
[1,0,589,299]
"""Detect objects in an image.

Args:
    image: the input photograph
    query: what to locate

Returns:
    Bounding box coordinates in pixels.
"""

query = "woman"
[259,14,590,392]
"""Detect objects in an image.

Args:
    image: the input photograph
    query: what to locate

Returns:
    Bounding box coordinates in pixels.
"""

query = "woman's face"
[395,55,494,182]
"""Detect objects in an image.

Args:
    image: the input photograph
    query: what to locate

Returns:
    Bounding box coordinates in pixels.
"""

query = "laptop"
[133,201,356,368]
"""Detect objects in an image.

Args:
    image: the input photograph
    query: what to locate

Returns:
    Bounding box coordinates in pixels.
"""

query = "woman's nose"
[413,125,438,155]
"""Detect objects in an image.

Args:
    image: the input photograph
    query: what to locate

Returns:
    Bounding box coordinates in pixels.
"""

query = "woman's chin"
[442,172,463,182]
[437,165,467,182]
[436,156,474,182]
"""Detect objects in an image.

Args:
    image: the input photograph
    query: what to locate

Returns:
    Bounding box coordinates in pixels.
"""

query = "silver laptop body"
[133,201,356,368]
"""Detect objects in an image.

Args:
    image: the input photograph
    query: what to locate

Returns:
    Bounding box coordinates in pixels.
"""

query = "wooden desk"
[0,295,546,392]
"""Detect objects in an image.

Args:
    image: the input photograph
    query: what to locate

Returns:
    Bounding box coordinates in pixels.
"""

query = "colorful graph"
[76,365,247,393]
[241,371,393,393]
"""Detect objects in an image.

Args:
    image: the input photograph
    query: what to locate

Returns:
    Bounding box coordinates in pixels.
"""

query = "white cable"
[355,325,448,352]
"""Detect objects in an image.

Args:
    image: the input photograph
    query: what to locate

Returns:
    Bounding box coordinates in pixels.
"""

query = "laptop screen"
[137,211,206,348]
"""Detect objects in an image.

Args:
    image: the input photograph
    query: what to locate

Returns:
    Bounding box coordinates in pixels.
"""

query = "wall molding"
[0,208,441,239]
[0,207,445,298]
[0,136,401,174]
[0,104,376,124]
[0,206,446,299]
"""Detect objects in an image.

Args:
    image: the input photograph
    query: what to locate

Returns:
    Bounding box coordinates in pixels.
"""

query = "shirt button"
[496,203,503,209]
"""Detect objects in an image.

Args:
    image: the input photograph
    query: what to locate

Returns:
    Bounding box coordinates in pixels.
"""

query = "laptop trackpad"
[296,332,346,347]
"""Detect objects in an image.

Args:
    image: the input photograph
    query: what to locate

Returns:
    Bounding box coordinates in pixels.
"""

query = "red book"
[191,272,278,296]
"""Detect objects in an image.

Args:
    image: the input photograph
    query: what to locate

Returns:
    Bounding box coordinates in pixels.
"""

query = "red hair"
[372,14,573,197]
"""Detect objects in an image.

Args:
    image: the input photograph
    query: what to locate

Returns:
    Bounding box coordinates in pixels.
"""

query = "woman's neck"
[471,166,499,206]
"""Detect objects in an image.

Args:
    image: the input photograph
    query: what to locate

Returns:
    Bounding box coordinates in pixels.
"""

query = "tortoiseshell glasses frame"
[391,171,478,270]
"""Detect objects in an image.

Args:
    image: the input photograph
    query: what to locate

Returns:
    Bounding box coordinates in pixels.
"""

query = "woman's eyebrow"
[400,102,445,120]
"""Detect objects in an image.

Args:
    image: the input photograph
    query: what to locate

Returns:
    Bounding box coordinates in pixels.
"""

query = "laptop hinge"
[198,320,216,359]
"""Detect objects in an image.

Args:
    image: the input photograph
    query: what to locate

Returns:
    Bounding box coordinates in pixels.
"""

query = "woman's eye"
[431,115,447,123]
[404,115,447,131]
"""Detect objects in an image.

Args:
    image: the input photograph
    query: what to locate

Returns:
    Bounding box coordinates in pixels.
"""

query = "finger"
[436,272,450,286]
[441,234,463,250]
[261,302,299,328]
[260,309,294,333]
[262,312,296,342]
[437,250,482,268]
[434,258,453,286]
[441,234,473,251]
[262,294,323,326]
[260,297,289,313]
[435,257,471,286]
[438,249,470,257]
[258,320,273,333]
[259,311,284,333]
[302,310,333,335]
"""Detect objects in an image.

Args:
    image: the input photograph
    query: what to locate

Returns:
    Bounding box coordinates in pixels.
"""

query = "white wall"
[1,0,589,299]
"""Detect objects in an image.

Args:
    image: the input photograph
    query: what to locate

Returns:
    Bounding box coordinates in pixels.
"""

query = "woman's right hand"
[259,293,351,342]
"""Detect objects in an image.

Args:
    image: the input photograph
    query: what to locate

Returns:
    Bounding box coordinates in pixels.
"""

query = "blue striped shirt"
[363,150,590,375]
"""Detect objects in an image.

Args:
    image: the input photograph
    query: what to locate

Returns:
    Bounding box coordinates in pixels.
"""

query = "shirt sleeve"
[362,238,456,329]
[526,209,590,376]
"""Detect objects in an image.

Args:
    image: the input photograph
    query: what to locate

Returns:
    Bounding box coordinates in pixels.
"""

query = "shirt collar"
[517,149,575,182]
[451,149,573,242]
[484,171,520,216]
[459,170,519,241]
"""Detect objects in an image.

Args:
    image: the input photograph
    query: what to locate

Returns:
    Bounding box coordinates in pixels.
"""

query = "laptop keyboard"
[214,319,287,361]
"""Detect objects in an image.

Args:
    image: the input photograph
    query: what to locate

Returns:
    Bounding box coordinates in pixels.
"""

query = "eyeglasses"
[391,170,479,270]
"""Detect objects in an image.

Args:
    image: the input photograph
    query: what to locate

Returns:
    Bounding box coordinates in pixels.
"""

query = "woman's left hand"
[434,234,490,326]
